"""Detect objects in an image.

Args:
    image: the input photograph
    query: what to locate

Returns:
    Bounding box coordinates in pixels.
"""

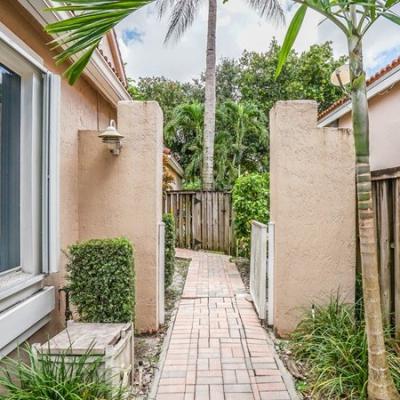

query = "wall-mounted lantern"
[98,120,124,156]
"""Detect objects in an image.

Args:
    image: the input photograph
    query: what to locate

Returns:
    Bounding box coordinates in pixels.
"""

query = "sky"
[115,0,400,82]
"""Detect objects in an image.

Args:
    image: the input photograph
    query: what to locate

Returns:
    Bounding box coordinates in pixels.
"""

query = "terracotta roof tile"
[318,55,400,120]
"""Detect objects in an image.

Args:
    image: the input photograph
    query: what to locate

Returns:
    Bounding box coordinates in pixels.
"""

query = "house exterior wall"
[270,101,356,337]
[1,0,116,339]
[336,83,400,171]
[78,101,163,332]
[166,166,183,190]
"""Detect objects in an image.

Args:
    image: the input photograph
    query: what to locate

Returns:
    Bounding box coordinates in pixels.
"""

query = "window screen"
[0,64,21,272]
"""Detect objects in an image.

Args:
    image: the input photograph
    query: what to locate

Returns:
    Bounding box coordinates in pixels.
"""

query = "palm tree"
[276,2,400,399]
[220,100,267,178]
[46,0,282,190]
[157,0,283,190]
[165,102,204,182]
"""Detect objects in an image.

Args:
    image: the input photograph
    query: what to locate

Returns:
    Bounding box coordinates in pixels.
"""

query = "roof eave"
[17,0,131,106]
[319,60,400,127]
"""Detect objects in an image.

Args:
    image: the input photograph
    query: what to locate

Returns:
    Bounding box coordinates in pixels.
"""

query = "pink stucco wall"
[271,101,356,337]
[338,82,400,171]
[1,0,117,338]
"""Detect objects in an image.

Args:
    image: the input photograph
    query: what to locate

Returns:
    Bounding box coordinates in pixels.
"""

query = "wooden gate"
[163,191,234,254]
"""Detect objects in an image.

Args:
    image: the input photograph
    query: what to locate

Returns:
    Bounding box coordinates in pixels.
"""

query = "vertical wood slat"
[218,193,224,252]
[378,180,392,326]
[163,190,233,254]
[201,192,207,251]
[393,179,400,337]
[207,192,212,250]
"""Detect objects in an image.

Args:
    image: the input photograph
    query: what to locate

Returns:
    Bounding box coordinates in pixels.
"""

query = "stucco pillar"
[269,100,356,337]
[78,101,163,332]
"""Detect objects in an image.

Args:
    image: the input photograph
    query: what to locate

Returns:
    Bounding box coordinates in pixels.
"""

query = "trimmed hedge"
[67,237,135,323]
[163,213,176,289]
[232,173,269,256]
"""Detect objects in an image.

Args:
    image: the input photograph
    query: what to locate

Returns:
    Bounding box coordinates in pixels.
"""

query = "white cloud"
[115,0,400,82]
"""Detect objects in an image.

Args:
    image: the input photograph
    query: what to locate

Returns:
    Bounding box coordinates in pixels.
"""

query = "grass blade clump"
[290,299,400,399]
[0,344,125,399]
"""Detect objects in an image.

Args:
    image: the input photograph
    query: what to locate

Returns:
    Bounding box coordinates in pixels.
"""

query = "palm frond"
[45,0,153,84]
[155,0,176,18]
[163,0,202,43]
[246,0,285,23]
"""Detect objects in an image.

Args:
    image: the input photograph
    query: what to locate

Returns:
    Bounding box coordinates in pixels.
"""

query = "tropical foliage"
[163,213,176,289]
[45,0,153,84]
[131,41,343,189]
[164,101,267,189]
[157,0,283,190]
[290,299,400,399]
[232,173,269,256]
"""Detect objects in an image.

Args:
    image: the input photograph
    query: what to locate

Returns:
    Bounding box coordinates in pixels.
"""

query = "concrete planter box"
[33,321,134,391]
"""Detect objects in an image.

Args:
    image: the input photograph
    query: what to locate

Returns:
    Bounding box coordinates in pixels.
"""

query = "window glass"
[0,64,21,272]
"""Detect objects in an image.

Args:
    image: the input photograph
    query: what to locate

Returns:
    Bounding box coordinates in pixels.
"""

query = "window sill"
[0,286,55,358]
[0,270,44,313]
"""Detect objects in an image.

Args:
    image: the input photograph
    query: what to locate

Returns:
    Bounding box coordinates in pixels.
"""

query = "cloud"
[115,0,400,82]
[122,28,145,45]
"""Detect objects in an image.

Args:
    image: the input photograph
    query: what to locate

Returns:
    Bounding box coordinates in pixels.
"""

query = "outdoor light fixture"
[98,120,124,156]
[330,64,351,91]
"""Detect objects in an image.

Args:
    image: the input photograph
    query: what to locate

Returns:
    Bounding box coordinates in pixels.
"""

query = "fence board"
[163,190,233,254]
[250,221,268,320]
[371,171,400,335]
[378,181,392,325]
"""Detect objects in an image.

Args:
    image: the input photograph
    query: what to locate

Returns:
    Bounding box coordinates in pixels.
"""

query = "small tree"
[232,173,269,256]
[275,1,400,398]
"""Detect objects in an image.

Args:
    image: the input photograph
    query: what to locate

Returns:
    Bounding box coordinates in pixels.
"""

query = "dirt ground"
[132,257,190,399]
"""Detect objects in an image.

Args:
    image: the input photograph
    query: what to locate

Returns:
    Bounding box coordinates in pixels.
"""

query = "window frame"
[0,26,58,357]
[0,38,43,277]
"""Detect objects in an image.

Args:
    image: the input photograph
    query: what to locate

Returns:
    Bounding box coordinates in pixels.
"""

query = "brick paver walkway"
[155,250,294,400]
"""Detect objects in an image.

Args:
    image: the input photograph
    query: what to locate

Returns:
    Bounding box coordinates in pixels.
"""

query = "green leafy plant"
[163,213,176,289]
[232,173,269,256]
[67,237,135,323]
[0,345,125,400]
[290,299,400,399]
[45,0,152,84]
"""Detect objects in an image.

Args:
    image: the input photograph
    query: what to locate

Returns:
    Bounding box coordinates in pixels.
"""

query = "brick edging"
[147,307,179,400]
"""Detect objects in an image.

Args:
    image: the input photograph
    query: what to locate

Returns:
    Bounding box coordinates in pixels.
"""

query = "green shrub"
[0,345,125,400]
[163,213,176,289]
[67,237,135,323]
[232,173,269,256]
[290,299,400,399]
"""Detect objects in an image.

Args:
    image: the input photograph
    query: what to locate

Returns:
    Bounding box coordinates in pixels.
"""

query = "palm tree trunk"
[202,0,217,190]
[348,33,400,400]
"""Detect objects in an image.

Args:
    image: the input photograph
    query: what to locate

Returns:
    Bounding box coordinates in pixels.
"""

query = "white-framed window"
[0,27,60,357]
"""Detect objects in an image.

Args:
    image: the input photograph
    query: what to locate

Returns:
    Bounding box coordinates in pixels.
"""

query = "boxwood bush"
[232,173,269,257]
[163,213,176,289]
[67,237,135,323]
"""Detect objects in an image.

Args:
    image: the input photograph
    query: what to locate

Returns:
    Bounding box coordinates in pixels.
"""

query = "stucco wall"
[337,83,400,171]
[270,101,356,337]
[78,101,163,332]
[1,0,117,339]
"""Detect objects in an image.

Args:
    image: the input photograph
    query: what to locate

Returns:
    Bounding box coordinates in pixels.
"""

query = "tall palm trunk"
[202,0,217,190]
[348,33,400,400]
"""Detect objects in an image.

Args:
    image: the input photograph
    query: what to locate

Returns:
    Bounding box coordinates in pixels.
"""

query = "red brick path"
[155,250,293,400]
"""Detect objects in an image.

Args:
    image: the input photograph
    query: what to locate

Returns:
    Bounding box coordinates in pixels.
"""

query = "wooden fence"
[372,167,400,336]
[163,191,234,254]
